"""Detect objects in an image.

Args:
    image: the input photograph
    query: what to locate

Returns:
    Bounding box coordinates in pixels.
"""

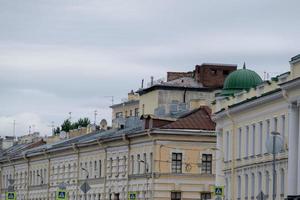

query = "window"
[125,111,128,117]
[274,117,278,132]
[137,154,140,174]
[245,126,249,158]
[150,152,153,172]
[143,153,147,173]
[210,69,217,75]
[223,70,230,75]
[201,154,212,174]
[251,173,255,198]
[171,192,181,200]
[142,104,145,115]
[123,156,127,176]
[237,176,241,199]
[252,124,256,156]
[172,153,182,173]
[131,155,134,174]
[258,172,262,193]
[281,115,286,149]
[225,131,230,161]
[259,122,263,155]
[238,128,242,159]
[116,112,123,118]
[201,193,211,200]
[245,174,249,199]
[130,110,133,116]
[265,171,270,196]
[280,169,285,195]
[109,158,113,177]
[116,157,119,177]
[134,108,139,117]
[99,160,102,177]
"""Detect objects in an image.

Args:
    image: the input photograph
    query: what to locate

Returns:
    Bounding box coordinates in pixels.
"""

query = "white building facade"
[214,54,300,200]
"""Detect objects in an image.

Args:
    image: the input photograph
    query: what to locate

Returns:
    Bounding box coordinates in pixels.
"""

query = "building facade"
[213,54,300,200]
[0,107,216,200]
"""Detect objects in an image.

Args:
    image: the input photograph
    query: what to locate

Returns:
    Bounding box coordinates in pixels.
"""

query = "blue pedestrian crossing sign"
[214,186,224,197]
[56,189,68,200]
[128,192,137,200]
[5,192,16,200]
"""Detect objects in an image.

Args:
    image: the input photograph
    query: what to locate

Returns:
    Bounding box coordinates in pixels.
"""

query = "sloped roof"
[161,106,215,130]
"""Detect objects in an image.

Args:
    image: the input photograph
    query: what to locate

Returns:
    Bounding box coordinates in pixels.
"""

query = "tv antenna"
[94,110,98,125]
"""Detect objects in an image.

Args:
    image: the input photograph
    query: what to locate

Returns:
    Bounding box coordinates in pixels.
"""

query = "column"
[216,129,223,186]
[297,103,300,194]
[287,103,298,195]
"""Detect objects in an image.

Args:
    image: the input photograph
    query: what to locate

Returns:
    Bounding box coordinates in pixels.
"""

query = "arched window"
[280,169,285,195]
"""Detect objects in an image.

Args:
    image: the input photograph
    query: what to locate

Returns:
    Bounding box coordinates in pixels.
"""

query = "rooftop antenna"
[243,62,246,69]
[94,110,98,125]
[141,79,144,88]
[68,112,72,121]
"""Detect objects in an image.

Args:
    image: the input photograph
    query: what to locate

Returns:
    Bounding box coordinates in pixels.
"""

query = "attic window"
[211,69,217,75]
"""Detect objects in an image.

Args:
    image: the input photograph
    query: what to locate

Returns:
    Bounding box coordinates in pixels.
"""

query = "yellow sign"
[6,192,16,200]
[56,189,68,200]
[128,192,137,200]
[214,186,224,196]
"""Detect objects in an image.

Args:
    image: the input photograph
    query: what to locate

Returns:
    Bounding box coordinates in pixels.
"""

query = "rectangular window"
[171,192,181,200]
[281,115,286,149]
[150,152,153,173]
[238,128,242,159]
[99,160,102,177]
[225,131,230,161]
[201,154,212,174]
[274,117,278,132]
[137,154,140,174]
[134,108,139,117]
[172,153,182,173]
[259,122,263,155]
[143,153,147,173]
[116,157,119,177]
[109,158,113,177]
[245,126,249,158]
[131,155,134,174]
[252,124,256,156]
[130,110,133,116]
[201,193,212,200]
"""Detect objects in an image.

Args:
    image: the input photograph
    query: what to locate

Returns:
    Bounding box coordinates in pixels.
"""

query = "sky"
[0,0,300,137]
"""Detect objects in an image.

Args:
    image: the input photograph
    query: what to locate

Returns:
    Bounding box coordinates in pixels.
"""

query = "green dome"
[221,67,263,96]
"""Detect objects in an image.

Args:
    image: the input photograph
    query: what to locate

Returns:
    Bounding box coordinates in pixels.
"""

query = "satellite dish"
[265,132,283,154]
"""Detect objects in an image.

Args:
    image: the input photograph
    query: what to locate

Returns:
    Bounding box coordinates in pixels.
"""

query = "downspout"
[147,130,155,200]
[43,149,50,200]
[225,108,237,200]
[23,154,30,200]
[97,139,107,199]
[122,134,130,200]
[72,143,79,200]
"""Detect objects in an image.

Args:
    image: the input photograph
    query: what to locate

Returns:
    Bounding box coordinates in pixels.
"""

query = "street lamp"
[138,159,150,200]
[81,168,89,200]
[265,131,283,200]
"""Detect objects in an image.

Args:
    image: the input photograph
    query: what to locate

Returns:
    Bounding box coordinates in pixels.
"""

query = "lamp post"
[81,168,89,200]
[138,159,150,200]
[266,131,283,200]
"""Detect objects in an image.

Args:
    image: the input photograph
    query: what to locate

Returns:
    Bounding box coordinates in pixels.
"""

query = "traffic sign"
[58,182,67,190]
[266,134,283,154]
[56,189,68,200]
[128,192,137,200]
[214,186,224,197]
[80,181,91,193]
[5,192,16,200]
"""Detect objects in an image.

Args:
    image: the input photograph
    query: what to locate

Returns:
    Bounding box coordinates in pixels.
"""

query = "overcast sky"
[0,0,300,137]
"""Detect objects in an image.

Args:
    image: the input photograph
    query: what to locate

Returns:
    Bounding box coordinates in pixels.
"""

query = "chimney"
[150,76,154,86]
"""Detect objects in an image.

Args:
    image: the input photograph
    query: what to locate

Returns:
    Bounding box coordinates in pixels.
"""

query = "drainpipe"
[43,149,50,200]
[225,108,237,200]
[72,143,79,200]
